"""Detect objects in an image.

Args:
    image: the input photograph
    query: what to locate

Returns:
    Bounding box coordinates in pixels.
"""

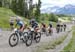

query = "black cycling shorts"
[20,25,23,29]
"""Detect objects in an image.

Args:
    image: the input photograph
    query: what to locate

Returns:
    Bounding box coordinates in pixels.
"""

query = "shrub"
[48,13,58,22]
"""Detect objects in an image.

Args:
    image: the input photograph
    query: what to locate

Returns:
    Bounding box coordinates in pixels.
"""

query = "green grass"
[0,7,29,28]
[58,17,71,23]
[61,26,75,52]
[0,7,15,28]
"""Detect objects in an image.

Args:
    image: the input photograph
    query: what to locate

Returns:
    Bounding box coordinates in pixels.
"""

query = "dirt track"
[0,24,72,52]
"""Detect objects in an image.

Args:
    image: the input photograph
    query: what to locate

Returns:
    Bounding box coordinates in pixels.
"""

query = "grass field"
[0,7,15,28]
[61,26,75,52]
[58,17,71,23]
[0,7,29,28]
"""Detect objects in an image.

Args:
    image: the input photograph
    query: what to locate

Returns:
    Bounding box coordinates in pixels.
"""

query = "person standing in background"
[9,16,15,30]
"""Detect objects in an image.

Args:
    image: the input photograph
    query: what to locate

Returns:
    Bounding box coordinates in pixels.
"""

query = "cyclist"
[48,22,53,34]
[29,18,38,29]
[41,22,46,28]
[15,16,25,39]
[9,16,15,30]
[49,22,52,28]
[29,18,39,39]
[60,24,63,32]
[41,22,46,32]
[63,23,66,31]
[56,22,60,33]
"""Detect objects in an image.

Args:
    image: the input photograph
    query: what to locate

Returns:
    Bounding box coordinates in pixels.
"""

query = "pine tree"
[0,0,2,7]
[35,0,41,17]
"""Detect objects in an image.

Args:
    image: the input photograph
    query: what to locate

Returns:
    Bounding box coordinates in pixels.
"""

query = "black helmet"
[31,19,35,23]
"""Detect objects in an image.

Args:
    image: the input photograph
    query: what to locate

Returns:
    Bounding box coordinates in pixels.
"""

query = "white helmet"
[16,16,22,22]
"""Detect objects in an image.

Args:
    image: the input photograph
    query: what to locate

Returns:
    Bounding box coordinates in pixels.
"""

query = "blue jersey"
[17,21,24,27]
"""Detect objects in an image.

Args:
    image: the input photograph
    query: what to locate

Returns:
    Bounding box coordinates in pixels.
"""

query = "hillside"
[0,7,30,28]
[0,7,16,28]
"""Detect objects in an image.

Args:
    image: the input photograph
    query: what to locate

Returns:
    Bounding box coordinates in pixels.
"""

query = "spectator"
[9,16,15,30]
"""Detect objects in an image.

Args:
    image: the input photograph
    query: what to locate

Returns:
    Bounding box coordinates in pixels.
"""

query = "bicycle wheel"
[9,33,19,47]
[35,32,41,43]
[26,33,32,46]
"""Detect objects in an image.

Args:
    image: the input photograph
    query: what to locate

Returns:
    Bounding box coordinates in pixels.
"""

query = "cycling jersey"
[49,24,52,28]
[29,19,38,29]
[30,21,38,28]
[17,21,24,29]
[31,22,38,28]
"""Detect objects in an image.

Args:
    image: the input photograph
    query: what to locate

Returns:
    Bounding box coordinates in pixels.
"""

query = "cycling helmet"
[31,19,35,23]
[15,16,21,22]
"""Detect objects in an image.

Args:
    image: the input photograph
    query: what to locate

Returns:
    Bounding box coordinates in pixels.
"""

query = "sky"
[33,0,75,9]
